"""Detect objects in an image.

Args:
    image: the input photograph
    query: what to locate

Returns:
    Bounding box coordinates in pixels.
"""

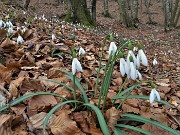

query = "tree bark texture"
[65,0,95,26]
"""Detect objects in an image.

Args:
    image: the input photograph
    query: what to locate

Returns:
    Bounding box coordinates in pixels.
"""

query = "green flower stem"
[73,75,77,108]
[94,43,105,98]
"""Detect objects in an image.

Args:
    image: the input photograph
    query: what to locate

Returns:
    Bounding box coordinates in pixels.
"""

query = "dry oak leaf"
[50,110,81,135]
[29,112,56,129]
[105,107,121,133]
[0,38,17,52]
[0,114,13,135]
[27,94,57,115]
[12,123,28,135]
[9,77,25,98]
[90,124,103,135]
[73,112,91,134]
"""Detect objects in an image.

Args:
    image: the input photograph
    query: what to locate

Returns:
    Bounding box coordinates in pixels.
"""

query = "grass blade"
[116,124,153,135]
[43,100,80,134]
[83,103,110,135]
[120,113,179,135]
[0,92,66,112]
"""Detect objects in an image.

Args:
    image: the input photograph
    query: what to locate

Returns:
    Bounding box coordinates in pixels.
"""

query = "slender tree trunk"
[163,0,172,31]
[144,0,153,24]
[91,0,97,25]
[131,0,139,27]
[65,0,95,26]
[104,0,110,17]
[170,0,180,27]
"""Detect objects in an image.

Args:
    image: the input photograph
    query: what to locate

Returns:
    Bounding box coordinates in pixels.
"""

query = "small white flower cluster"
[118,42,148,80]
[107,41,161,104]
[0,19,25,44]
[72,47,86,75]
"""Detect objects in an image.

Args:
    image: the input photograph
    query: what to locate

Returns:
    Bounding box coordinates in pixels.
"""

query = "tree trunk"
[117,0,130,27]
[170,0,180,27]
[163,0,172,31]
[131,0,139,27]
[65,0,95,26]
[91,0,97,25]
[104,0,110,17]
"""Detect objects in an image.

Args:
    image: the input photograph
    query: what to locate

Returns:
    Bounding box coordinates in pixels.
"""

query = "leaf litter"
[0,1,179,135]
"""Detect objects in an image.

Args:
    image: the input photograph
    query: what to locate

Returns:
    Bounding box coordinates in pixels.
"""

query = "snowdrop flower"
[0,20,5,28]
[51,34,56,41]
[153,58,158,66]
[120,58,127,77]
[138,49,148,66]
[149,88,161,103]
[108,42,117,56]
[6,21,13,27]
[17,35,24,44]
[72,58,83,75]
[78,47,86,56]
[7,27,14,34]
[127,50,137,67]
[136,70,142,80]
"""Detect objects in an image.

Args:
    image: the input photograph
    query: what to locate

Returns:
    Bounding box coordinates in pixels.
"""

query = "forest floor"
[0,0,179,135]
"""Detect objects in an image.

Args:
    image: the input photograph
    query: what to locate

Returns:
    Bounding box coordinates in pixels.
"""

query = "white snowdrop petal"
[120,58,126,76]
[136,54,140,68]
[76,59,83,72]
[109,42,117,56]
[137,70,142,80]
[154,89,161,101]
[130,62,136,80]
[78,47,86,56]
[139,49,148,66]
[153,59,158,66]
[72,59,76,75]
[150,89,155,103]
[125,61,130,76]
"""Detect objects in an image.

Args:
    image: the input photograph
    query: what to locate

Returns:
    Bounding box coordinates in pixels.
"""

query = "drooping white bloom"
[78,47,86,56]
[51,34,56,41]
[0,20,5,28]
[72,58,83,75]
[108,42,117,56]
[17,35,24,44]
[149,88,161,103]
[136,70,142,80]
[6,21,13,27]
[7,27,14,34]
[138,49,148,66]
[153,58,158,66]
[127,50,137,67]
[120,58,128,77]
[130,62,136,80]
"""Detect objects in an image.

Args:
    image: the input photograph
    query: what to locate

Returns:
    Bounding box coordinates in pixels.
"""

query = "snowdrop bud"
[149,88,161,103]
[78,47,86,56]
[108,42,117,56]
[153,58,158,66]
[17,35,24,44]
[128,43,133,50]
[6,21,13,27]
[51,34,56,41]
[127,50,136,67]
[72,58,83,75]
[136,54,140,68]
